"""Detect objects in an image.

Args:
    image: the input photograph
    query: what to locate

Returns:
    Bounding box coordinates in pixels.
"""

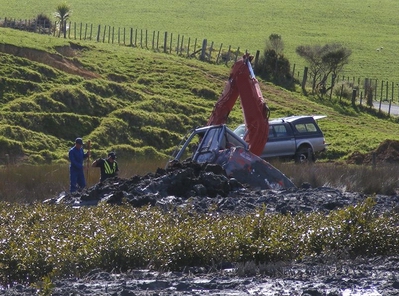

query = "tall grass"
[277,161,399,195]
[0,158,166,202]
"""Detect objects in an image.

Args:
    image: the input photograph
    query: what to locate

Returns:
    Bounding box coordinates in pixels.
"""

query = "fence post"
[53,21,57,36]
[62,21,66,37]
[200,39,207,61]
[209,41,214,61]
[380,80,384,102]
[360,91,363,105]
[397,83,399,103]
[302,67,308,92]
[187,37,191,57]
[226,45,231,65]
[118,27,120,44]
[385,81,389,101]
[339,84,344,102]
[392,81,394,103]
[130,28,133,46]
[235,47,240,61]
[156,31,160,50]
[180,35,184,55]
[152,31,155,49]
[254,50,260,68]
[169,33,173,53]
[193,38,197,56]
[351,89,357,106]
[112,27,115,44]
[176,34,180,54]
[291,64,296,81]
[329,74,336,100]
[96,24,100,42]
[216,43,223,64]
[163,32,167,52]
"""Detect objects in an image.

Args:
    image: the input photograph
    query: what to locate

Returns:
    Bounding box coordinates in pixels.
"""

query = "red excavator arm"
[207,53,270,156]
[168,54,295,190]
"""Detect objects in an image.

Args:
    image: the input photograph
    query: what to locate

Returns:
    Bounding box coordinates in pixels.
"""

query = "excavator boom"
[207,53,270,156]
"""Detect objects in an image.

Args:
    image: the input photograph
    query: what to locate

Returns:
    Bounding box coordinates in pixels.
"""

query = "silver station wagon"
[234,115,328,163]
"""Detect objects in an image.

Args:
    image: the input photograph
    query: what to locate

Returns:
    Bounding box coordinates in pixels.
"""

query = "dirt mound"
[346,139,399,165]
[49,159,399,216]
[0,43,100,79]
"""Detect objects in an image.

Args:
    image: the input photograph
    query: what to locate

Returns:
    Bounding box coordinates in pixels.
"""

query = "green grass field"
[2,0,399,83]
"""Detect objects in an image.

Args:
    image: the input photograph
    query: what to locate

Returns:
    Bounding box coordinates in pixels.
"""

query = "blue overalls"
[69,146,88,193]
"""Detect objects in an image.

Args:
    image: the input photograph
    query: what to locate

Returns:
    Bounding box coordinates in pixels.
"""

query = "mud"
[26,160,399,295]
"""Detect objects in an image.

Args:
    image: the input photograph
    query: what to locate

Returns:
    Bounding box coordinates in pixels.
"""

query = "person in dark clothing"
[69,137,90,193]
[92,152,119,182]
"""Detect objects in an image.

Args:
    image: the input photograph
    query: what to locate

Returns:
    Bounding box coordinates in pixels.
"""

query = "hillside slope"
[0,28,398,165]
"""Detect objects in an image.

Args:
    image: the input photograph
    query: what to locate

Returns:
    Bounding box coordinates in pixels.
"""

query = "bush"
[334,81,354,100]
[254,49,294,89]
[34,13,52,30]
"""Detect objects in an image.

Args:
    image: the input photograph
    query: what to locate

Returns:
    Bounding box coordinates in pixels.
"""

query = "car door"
[261,123,296,158]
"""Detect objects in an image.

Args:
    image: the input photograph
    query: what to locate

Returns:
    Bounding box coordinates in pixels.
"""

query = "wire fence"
[1,17,399,116]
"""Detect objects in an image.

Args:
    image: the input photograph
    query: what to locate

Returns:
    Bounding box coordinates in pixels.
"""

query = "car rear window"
[294,123,318,133]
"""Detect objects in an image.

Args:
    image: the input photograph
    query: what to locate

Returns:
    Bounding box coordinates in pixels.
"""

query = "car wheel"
[295,147,315,163]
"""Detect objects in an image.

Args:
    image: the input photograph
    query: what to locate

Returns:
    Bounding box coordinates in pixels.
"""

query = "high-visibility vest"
[103,161,116,175]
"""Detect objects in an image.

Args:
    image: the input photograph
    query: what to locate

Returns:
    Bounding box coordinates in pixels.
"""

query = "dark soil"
[346,139,399,165]
[26,159,399,295]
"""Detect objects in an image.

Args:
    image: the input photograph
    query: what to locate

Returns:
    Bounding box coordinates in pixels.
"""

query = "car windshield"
[233,124,246,138]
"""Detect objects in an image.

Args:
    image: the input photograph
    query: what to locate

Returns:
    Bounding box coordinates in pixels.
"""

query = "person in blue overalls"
[69,137,90,193]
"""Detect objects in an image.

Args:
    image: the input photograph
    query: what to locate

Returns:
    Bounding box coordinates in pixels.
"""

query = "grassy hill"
[0,27,398,165]
[2,0,399,83]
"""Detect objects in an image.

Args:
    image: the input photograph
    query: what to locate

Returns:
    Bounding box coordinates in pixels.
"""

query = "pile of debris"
[48,159,399,215]
[346,139,399,165]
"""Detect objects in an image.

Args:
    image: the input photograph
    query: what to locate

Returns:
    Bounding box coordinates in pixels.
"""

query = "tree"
[54,2,71,37]
[254,34,293,89]
[296,43,351,96]
[266,34,284,55]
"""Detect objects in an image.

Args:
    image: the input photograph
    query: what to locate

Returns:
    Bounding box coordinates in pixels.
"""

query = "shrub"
[333,81,354,100]
[254,49,294,89]
[34,13,52,31]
